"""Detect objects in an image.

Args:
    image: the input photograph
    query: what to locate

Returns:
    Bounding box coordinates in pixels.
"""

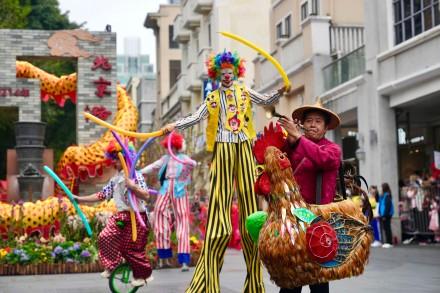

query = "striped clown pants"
[154,179,191,264]
[186,140,264,293]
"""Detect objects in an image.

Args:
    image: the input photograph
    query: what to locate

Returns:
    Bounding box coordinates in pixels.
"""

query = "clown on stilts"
[140,132,197,271]
[162,50,288,292]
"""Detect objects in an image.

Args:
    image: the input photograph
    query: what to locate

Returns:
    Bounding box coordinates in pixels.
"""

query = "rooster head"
[253,122,295,198]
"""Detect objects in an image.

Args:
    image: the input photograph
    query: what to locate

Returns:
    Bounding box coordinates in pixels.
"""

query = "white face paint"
[220,68,234,88]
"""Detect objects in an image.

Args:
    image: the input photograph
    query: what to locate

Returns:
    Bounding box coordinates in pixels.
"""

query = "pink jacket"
[285,136,341,204]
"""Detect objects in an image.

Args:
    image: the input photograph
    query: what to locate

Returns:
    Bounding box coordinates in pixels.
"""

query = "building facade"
[253,0,364,132]
[171,0,272,195]
[320,0,440,242]
[126,77,156,133]
[144,3,183,129]
[117,37,155,86]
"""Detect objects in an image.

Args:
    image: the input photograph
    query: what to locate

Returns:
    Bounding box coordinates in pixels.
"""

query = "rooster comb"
[252,122,286,164]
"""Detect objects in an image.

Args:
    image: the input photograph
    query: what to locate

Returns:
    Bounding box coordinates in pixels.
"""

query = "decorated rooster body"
[248,123,373,288]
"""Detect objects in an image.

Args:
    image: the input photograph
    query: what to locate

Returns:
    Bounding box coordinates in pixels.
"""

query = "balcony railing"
[186,62,202,92]
[182,0,201,29]
[177,73,191,102]
[174,14,190,43]
[196,47,212,79]
[322,45,365,91]
[193,0,213,14]
[330,26,364,57]
[162,73,190,118]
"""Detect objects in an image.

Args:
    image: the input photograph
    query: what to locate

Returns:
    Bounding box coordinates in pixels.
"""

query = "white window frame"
[284,14,292,38]
[301,0,320,21]
[276,21,283,39]
[300,0,309,21]
[311,0,320,16]
[393,0,440,45]
[276,13,293,41]
[207,22,212,47]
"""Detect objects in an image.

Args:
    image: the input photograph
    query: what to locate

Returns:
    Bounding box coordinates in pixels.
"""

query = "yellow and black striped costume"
[175,83,282,292]
[186,141,263,292]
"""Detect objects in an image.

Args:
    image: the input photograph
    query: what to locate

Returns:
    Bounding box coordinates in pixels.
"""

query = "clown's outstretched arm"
[162,103,208,133]
[74,179,115,202]
[125,177,150,202]
[247,86,287,106]
[181,154,198,168]
[140,156,166,175]
[72,193,101,203]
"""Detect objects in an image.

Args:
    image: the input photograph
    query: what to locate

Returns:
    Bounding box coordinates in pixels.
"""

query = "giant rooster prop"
[247,122,373,288]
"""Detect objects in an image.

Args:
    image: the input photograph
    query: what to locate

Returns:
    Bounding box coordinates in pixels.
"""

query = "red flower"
[306,222,338,263]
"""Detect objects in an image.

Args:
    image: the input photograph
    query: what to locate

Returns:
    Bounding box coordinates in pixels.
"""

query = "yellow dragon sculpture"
[16,61,138,182]
[0,61,138,237]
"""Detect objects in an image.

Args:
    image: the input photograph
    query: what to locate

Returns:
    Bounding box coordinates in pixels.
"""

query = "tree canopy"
[0,0,81,30]
[0,0,82,178]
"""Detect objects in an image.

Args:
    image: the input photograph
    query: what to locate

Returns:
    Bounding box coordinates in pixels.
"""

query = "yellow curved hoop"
[84,112,164,139]
[220,31,291,90]
[255,165,265,177]
[117,152,138,242]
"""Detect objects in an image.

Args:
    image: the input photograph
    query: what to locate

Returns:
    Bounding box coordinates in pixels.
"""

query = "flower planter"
[0,261,103,275]
[0,251,201,275]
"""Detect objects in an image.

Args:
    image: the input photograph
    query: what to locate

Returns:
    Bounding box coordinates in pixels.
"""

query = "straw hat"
[291,99,341,130]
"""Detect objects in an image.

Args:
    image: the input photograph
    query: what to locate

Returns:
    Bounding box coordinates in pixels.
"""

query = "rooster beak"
[279,159,291,170]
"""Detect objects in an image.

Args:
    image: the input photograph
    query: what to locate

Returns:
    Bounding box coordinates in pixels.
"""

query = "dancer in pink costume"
[141,132,196,271]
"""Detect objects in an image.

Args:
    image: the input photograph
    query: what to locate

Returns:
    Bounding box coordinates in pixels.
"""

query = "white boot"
[131,278,146,287]
[159,258,171,268]
[146,275,154,283]
[181,263,189,272]
[100,269,111,278]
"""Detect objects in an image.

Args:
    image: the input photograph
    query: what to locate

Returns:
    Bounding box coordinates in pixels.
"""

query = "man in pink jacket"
[279,100,341,293]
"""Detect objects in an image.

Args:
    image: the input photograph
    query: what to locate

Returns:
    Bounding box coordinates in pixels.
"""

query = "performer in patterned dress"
[74,141,152,288]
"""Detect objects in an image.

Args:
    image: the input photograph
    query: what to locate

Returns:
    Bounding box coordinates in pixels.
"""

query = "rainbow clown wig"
[206,50,246,81]
[104,139,136,162]
[104,140,122,161]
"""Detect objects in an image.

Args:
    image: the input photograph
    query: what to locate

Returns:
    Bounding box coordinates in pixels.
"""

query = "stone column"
[359,0,401,242]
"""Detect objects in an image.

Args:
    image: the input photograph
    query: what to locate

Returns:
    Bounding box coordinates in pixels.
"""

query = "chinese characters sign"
[94,77,111,98]
[91,56,112,98]
[92,56,112,71]
[84,105,112,121]
[0,87,30,97]
[86,55,113,121]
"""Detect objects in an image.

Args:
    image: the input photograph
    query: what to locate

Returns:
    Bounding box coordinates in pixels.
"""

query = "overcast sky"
[58,0,169,70]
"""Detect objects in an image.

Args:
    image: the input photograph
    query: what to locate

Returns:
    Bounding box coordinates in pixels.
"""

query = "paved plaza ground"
[1,245,439,293]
